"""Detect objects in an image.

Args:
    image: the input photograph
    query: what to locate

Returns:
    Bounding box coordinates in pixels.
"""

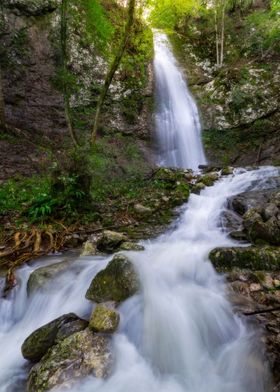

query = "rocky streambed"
[0,166,280,392]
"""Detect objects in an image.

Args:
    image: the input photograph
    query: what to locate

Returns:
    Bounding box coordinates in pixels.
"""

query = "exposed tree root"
[0,226,75,294]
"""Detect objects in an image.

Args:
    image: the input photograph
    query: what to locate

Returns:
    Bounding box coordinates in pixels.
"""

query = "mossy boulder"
[86,254,139,303]
[192,182,205,194]
[96,230,128,253]
[209,247,280,271]
[221,166,234,175]
[27,260,71,296]
[118,242,145,251]
[89,303,120,333]
[200,172,219,187]
[243,207,280,245]
[27,329,112,392]
[22,313,88,362]
[81,240,97,256]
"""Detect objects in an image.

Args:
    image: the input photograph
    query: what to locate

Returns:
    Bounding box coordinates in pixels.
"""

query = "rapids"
[0,167,276,392]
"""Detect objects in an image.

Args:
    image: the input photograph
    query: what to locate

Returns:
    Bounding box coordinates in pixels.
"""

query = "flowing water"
[0,31,275,392]
[0,167,277,392]
[154,32,206,170]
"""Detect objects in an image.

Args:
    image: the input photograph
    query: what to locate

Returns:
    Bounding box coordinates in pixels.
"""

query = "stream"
[0,33,274,392]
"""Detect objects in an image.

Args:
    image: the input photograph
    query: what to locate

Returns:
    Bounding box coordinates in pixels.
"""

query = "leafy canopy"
[148,0,201,29]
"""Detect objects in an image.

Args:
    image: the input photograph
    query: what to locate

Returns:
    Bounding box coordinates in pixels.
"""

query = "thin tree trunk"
[91,0,136,145]
[0,67,5,130]
[61,0,78,147]
[220,1,226,66]
[214,9,220,67]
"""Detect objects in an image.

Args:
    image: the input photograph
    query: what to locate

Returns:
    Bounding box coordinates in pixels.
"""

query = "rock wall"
[0,0,154,141]
[1,0,66,137]
[170,8,280,167]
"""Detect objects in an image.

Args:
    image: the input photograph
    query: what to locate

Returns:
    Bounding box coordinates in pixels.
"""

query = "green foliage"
[149,0,201,29]
[0,149,93,222]
[0,176,51,216]
[119,24,153,123]
[245,8,280,57]
[79,0,114,53]
[52,67,79,95]
[230,87,252,113]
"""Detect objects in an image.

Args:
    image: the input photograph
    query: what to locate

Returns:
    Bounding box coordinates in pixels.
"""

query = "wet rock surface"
[210,246,280,271]
[22,313,88,362]
[89,303,120,333]
[212,173,280,387]
[86,254,139,303]
[27,260,72,296]
[226,176,280,245]
[27,329,112,392]
[96,230,128,253]
[226,269,280,387]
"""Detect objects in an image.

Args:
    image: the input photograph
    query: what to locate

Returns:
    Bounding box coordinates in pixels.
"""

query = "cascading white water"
[0,167,277,392]
[154,32,206,170]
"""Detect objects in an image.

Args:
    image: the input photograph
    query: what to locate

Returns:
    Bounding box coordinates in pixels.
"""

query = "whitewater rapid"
[0,167,277,392]
[154,32,206,170]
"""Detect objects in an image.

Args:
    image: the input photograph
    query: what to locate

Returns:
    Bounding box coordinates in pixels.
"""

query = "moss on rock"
[22,313,88,362]
[86,254,139,303]
[27,329,112,392]
[89,303,120,333]
[96,230,128,253]
[209,246,280,271]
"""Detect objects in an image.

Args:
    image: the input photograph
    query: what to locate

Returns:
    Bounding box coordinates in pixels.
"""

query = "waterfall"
[153,32,206,170]
[0,31,273,392]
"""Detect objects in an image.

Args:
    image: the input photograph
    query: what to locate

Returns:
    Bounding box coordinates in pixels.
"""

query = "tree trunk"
[220,1,226,66]
[214,9,220,67]
[0,67,5,130]
[91,0,136,145]
[61,0,78,147]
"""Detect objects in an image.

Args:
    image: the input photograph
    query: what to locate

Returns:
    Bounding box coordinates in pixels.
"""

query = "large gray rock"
[27,329,112,392]
[228,189,273,216]
[22,313,88,362]
[27,260,71,296]
[97,230,127,253]
[86,254,139,303]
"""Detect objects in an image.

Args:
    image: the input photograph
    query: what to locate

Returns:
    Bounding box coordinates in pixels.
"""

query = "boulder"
[118,242,144,251]
[81,240,97,256]
[22,313,88,362]
[209,247,280,271]
[200,172,220,187]
[192,182,205,194]
[89,303,120,333]
[96,230,127,253]
[86,254,139,303]
[228,189,275,216]
[221,166,234,175]
[219,210,243,232]
[134,203,153,215]
[27,329,112,392]
[243,208,280,245]
[27,260,71,296]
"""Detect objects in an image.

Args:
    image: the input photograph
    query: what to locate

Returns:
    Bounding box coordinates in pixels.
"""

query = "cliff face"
[0,0,154,179]
[170,2,280,167]
[1,0,66,137]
